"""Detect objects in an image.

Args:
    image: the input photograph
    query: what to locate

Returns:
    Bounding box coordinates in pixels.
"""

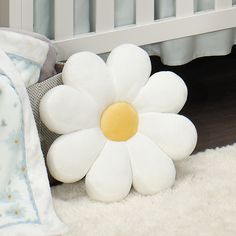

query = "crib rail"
[1,0,236,61]
[0,0,33,31]
[54,0,236,60]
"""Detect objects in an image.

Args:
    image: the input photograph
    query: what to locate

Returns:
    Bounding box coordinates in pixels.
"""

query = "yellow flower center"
[100,102,139,141]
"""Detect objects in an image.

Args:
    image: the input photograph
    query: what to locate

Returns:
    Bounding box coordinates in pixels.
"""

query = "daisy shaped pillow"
[40,44,197,202]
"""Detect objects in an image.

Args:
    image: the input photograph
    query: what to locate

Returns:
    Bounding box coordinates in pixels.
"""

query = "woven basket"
[27,74,63,185]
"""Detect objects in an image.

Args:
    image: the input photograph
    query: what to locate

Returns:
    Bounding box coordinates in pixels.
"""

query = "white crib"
[0,0,236,61]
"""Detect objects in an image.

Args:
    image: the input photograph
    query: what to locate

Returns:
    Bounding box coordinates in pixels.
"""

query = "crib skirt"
[34,0,236,65]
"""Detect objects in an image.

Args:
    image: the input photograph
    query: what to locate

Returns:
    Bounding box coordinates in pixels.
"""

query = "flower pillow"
[40,44,197,202]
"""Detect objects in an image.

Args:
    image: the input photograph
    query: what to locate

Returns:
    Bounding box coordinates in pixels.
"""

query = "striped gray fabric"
[27,73,63,157]
[27,74,63,185]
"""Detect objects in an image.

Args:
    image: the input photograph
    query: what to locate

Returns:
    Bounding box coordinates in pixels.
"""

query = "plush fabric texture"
[100,102,139,141]
[0,49,66,235]
[0,28,57,83]
[51,143,236,236]
[39,44,197,202]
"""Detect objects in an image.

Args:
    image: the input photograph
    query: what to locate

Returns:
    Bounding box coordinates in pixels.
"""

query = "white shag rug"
[52,144,236,236]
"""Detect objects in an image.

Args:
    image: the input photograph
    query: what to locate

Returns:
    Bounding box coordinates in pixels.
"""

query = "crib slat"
[136,0,154,25]
[93,0,114,32]
[215,0,232,9]
[0,0,9,27]
[22,0,33,31]
[176,0,194,17]
[55,0,74,40]
[9,0,33,30]
[9,0,22,29]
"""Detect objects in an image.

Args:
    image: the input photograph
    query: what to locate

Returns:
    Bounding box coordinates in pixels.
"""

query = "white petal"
[86,141,132,202]
[47,128,106,183]
[127,133,176,195]
[139,113,197,161]
[107,44,151,102]
[62,52,115,110]
[133,71,188,113]
[40,85,100,134]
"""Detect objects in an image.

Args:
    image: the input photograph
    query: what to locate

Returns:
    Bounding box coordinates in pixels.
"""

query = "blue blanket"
[0,31,66,235]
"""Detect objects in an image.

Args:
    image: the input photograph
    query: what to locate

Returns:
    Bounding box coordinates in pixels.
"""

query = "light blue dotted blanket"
[0,31,66,235]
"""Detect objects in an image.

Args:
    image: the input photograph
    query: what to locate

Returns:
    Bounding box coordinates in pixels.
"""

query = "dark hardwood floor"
[151,46,236,153]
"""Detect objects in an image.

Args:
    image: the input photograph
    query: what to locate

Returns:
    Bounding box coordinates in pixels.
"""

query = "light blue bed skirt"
[34,0,236,65]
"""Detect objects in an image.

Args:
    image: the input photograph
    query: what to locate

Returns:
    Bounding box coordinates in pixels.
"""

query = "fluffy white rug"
[52,144,236,236]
